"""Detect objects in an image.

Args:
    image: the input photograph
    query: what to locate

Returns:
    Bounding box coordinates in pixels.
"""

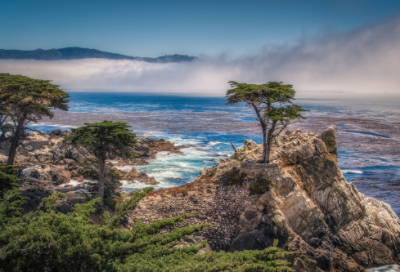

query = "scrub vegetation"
[0,163,293,272]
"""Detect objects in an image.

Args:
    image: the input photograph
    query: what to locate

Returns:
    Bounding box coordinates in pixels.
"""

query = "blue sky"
[1,0,400,57]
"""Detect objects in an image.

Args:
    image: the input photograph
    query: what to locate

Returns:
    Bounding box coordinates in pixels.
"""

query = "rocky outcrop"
[125,128,400,272]
[0,131,180,184]
[0,130,180,214]
[123,167,159,185]
[29,165,72,184]
[134,138,182,159]
[116,137,182,166]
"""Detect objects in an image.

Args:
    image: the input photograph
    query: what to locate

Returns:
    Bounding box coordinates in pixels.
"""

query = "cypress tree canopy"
[64,121,137,206]
[226,81,306,163]
[64,120,137,154]
[0,73,69,119]
[0,73,69,165]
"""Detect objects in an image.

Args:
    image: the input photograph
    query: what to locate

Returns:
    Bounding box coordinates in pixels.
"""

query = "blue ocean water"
[30,92,400,215]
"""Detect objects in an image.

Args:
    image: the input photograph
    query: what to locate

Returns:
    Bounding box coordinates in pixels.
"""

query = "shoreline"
[30,109,400,216]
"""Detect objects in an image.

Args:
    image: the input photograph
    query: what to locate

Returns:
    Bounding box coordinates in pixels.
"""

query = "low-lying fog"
[1,16,400,96]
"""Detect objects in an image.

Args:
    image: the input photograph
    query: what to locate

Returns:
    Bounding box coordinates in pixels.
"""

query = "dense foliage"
[0,166,293,272]
[64,120,137,206]
[226,81,306,163]
[0,163,20,195]
[0,164,25,226]
[0,73,69,165]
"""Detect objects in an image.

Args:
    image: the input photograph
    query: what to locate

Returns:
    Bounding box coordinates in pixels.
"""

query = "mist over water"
[2,15,400,96]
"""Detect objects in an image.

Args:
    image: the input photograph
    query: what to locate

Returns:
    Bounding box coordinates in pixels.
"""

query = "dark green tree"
[227,81,306,163]
[64,120,137,206]
[0,74,69,165]
[0,167,293,271]
[0,164,25,227]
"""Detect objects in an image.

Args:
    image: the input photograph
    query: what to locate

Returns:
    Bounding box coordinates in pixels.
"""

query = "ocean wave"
[342,170,363,174]
[208,141,222,146]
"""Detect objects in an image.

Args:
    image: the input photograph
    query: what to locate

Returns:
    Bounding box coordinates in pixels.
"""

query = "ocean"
[31,92,400,216]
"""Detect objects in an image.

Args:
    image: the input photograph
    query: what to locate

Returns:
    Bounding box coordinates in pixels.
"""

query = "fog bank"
[1,16,399,96]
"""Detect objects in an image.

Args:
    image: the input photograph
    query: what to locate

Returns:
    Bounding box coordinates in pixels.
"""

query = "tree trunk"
[251,104,269,163]
[265,121,277,164]
[7,118,23,165]
[262,125,268,163]
[98,152,106,206]
[230,141,237,153]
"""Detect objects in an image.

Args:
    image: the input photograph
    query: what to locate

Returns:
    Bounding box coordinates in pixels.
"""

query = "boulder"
[123,167,159,185]
[133,138,182,159]
[29,165,71,184]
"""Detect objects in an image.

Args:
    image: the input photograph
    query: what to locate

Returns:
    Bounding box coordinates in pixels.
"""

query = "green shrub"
[249,182,266,195]
[224,167,247,186]
[249,177,274,195]
[0,170,292,272]
[104,198,117,210]
[0,164,26,226]
[261,179,274,189]
[0,163,20,196]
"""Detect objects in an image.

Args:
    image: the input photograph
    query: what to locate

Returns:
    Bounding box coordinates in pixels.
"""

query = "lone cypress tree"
[226,81,306,163]
[64,120,137,206]
[0,74,69,165]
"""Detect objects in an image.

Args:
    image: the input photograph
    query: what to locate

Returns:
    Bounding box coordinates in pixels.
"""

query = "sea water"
[30,92,400,216]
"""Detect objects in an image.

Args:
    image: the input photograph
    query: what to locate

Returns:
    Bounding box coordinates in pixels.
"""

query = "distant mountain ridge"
[0,47,196,62]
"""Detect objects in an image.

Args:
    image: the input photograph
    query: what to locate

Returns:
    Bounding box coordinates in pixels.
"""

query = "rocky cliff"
[125,128,400,272]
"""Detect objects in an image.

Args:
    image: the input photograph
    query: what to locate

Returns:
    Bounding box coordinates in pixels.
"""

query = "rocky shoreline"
[0,129,182,211]
[1,127,400,271]
[124,128,400,272]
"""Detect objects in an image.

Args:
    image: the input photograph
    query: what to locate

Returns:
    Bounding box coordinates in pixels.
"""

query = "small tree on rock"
[226,81,306,163]
[64,120,137,206]
[0,74,69,165]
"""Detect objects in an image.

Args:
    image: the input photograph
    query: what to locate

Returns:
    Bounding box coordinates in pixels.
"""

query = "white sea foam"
[118,133,231,190]
[120,179,169,191]
[342,170,363,174]
[59,179,84,187]
[115,165,135,172]
[208,141,222,146]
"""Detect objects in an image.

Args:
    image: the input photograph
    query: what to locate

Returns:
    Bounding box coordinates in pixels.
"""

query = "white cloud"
[1,16,399,96]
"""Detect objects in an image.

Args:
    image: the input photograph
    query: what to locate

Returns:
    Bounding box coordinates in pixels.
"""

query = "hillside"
[0,47,196,62]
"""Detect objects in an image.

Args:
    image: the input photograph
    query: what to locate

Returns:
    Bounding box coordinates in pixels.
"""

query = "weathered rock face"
[134,138,182,159]
[8,131,92,165]
[125,128,400,272]
[123,167,159,185]
[30,165,71,184]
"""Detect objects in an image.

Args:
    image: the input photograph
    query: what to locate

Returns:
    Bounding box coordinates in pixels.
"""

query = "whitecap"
[115,165,135,172]
[59,179,84,187]
[342,170,363,174]
[208,141,222,146]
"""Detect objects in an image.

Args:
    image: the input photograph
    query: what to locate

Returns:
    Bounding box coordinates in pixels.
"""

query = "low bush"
[249,182,266,195]
[0,167,292,272]
[224,167,247,186]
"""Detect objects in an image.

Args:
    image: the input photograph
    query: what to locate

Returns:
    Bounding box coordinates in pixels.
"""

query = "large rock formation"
[125,128,400,272]
[122,167,159,185]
